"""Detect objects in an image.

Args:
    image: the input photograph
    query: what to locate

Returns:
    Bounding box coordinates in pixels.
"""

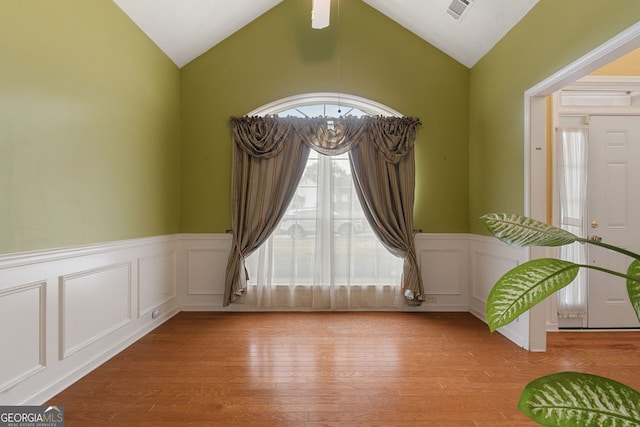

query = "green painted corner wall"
[179,0,470,234]
[468,0,640,234]
[0,1,181,254]
[6,0,635,253]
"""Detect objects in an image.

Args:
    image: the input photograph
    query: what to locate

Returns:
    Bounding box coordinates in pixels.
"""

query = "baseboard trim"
[24,308,180,405]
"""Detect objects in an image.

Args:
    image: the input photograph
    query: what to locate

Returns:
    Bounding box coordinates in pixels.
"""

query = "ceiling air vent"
[447,0,473,20]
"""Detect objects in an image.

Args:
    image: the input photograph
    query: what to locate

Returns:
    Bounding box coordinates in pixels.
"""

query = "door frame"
[525,22,640,351]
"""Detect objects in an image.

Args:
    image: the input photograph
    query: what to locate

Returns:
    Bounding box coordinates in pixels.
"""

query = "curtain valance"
[230,115,421,163]
[229,115,293,159]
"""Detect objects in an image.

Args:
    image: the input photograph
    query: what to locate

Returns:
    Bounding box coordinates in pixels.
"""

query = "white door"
[587,115,640,328]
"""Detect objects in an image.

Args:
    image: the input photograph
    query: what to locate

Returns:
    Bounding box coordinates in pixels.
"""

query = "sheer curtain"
[556,127,588,319]
[242,150,404,309]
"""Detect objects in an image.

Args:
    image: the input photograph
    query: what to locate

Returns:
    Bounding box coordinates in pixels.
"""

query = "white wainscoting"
[178,234,232,310]
[0,281,46,394]
[0,236,180,405]
[138,252,177,317]
[60,262,132,359]
[468,235,529,349]
[179,233,475,312]
[0,232,529,405]
[179,234,526,327]
[415,234,470,311]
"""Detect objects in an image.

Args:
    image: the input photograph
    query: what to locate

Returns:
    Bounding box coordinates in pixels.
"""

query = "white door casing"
[525,22,640,347]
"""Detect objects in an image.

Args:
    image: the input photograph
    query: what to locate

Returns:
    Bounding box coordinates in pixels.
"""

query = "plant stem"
[577,264,640,282]
[576,238,640,261]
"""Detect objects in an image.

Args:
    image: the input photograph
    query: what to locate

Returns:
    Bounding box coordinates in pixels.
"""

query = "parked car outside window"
[279,208,365,238]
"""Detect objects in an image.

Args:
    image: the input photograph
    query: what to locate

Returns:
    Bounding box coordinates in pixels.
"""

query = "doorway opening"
[526,22,640,348]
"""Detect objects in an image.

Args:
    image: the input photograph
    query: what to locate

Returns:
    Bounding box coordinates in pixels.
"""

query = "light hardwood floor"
[48,312,640,426]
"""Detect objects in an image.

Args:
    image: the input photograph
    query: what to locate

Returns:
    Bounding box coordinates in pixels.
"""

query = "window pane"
[277,104,367,118]
[245,103,402,308]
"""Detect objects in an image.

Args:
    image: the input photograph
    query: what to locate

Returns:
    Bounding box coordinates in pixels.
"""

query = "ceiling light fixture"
[312,0,330,29]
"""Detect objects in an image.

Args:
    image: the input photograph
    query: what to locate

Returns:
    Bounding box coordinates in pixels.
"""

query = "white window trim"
[247,92,402,117]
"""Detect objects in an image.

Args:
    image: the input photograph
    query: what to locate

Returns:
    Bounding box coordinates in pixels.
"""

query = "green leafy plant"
[480,213,640,426]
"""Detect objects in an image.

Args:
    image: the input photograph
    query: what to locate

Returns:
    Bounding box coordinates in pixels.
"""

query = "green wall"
[180,0,470,234]
[6,0,633,254]
[0,1,181,254]
[469,0,640,234]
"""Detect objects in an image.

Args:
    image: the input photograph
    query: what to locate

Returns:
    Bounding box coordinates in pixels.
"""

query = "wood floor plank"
[48,312,640,426]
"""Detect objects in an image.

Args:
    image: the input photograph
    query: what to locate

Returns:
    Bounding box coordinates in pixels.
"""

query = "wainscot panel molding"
[0,236,180,405]
[178,233,232,310]
[0,281,46,393]
[0,232,532,404]
[468,234,529,349]
[138,252,177,318]
[60,262,133,359]
[414,234,470,312]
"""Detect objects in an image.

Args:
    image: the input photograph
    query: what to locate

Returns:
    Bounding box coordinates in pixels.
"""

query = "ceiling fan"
[311,0,331,29]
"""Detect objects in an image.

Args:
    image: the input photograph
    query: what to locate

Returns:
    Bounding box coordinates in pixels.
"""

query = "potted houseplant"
[480,213,640,426]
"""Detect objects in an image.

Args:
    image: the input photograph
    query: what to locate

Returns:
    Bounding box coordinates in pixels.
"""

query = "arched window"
[239,93,406,309]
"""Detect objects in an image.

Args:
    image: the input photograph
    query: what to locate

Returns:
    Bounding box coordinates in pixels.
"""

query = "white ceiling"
[112,0,282,68]
[113,0,540,69]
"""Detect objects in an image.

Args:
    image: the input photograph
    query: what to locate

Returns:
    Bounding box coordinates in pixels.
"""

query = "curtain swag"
[224,115,424,307]
[229,115,421,162]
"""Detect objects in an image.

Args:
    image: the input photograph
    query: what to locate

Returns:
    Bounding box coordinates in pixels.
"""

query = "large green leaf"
[628,260,640,322]
[486,258,579,332]
[519,372,640,426]
[480,213,578,247]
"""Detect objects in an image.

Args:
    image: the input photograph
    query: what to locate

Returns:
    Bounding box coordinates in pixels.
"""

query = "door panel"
[587,115,640,328]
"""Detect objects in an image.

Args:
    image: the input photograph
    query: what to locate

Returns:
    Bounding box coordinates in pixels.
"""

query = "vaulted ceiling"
[112,0,540,69]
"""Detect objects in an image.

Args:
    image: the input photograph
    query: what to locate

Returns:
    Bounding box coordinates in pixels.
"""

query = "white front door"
[587,115,640,328]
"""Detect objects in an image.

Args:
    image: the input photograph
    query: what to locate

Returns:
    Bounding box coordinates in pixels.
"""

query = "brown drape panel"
[349,117,423,302]
[225,115,423,306]
[224,116,311,305]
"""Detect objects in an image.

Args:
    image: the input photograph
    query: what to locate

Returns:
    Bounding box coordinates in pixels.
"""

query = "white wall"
[0,232,525,405]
